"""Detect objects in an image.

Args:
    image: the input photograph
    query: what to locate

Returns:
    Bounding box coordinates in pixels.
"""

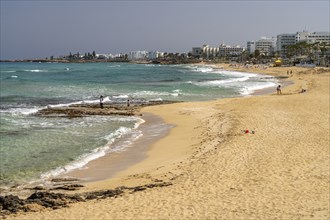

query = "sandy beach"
[7,64,330,219]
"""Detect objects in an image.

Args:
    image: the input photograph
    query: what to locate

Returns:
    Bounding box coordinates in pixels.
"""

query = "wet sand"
[58,113,173,184]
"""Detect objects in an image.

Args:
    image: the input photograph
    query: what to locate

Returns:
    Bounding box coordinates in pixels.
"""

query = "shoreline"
[79,64,298,191]
[56,113,173,185]
[42,65,285,190]
[4,65,330,219]
[1,64,281,194]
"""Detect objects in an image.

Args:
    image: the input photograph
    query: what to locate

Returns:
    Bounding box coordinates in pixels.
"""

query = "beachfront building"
[255,37,276,56]
[308,32,330,43]
[128,51,148,60]
[147,51,164,60]
[201,45,219,58]
[276,31,330,54]
[296,31,330,44]
[191,44,244,59]
[276,33,296,53]
[247,41,256,54]
[247,37,276,56]
[192,47,202,58]
[219,44,244,57]
[96,54,115,59]
[295,31,310,43]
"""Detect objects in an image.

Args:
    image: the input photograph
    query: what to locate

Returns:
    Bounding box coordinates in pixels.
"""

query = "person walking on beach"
[127,99,130,107]
[277,85,282,95]
[100,95,104,108]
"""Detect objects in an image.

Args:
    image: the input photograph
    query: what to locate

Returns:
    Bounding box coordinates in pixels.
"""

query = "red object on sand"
[245,130,249,133]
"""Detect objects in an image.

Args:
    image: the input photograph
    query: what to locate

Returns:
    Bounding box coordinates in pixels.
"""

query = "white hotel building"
[128,51,148,60]
[276,31,330,52]
[247,37,276,56]
[127,51,164,60]
[192,44,244,58]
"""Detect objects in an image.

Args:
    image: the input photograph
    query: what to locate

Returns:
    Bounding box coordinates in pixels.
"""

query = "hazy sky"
[1,0,329,59]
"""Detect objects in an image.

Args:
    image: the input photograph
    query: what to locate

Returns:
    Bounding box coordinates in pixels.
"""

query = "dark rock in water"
[36,104,138,117]
[35,101,181,118]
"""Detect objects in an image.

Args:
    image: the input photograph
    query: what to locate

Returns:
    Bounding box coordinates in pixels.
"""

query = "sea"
[0,62,278,189]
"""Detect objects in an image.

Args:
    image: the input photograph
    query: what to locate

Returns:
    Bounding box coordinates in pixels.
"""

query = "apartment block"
[276,31,330,53]
[247,37,276,55]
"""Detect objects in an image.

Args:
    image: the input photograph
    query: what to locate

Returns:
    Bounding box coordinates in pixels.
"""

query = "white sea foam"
[112,94,129,99]
[134,117,145,129]
[191,70,277,96]
[47,97,106,108]
[195,67,214,73]
[24,69,48,72]
[133,90,181,98]
[216,70,258,77]
[149,98,163,102]
[2,70,17,73]
[40,148,108,179]
[104,126,133,142]
[239,82,277,96]
[11,75,18,78]
[194,76,251,87]
[40,117,145,180]
[0,107,42,116]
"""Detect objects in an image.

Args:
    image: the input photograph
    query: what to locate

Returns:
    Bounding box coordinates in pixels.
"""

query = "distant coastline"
[0,58,202,65]
[0,59,127,63]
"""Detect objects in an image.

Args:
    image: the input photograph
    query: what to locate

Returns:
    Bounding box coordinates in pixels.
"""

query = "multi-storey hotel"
[128,51,164,60]
[192,44,244,58]
[276,34,296,52]
[219,44,244,57]
[276,31,330,53]
[247,37,277,56]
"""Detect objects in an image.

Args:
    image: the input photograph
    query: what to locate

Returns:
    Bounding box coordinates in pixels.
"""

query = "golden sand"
[10,65,330,219]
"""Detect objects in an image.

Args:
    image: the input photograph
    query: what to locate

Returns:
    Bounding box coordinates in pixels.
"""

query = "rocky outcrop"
[35,104,138,117]
[0,182,172,216]
[35,101,180,118]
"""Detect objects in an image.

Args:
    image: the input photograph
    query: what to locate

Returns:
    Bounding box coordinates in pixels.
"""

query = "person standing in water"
[100,95,104,108]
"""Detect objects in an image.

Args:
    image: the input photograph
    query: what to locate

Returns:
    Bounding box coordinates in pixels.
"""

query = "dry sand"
[9,65,330,219]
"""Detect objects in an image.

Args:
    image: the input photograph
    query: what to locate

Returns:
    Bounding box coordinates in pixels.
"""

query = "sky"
[0,0,329,60]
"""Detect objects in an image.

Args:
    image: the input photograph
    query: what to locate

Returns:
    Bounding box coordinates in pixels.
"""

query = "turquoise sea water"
[0,62,278,187]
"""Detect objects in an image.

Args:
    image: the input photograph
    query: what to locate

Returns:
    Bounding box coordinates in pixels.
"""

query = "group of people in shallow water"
[99,95,130,109]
